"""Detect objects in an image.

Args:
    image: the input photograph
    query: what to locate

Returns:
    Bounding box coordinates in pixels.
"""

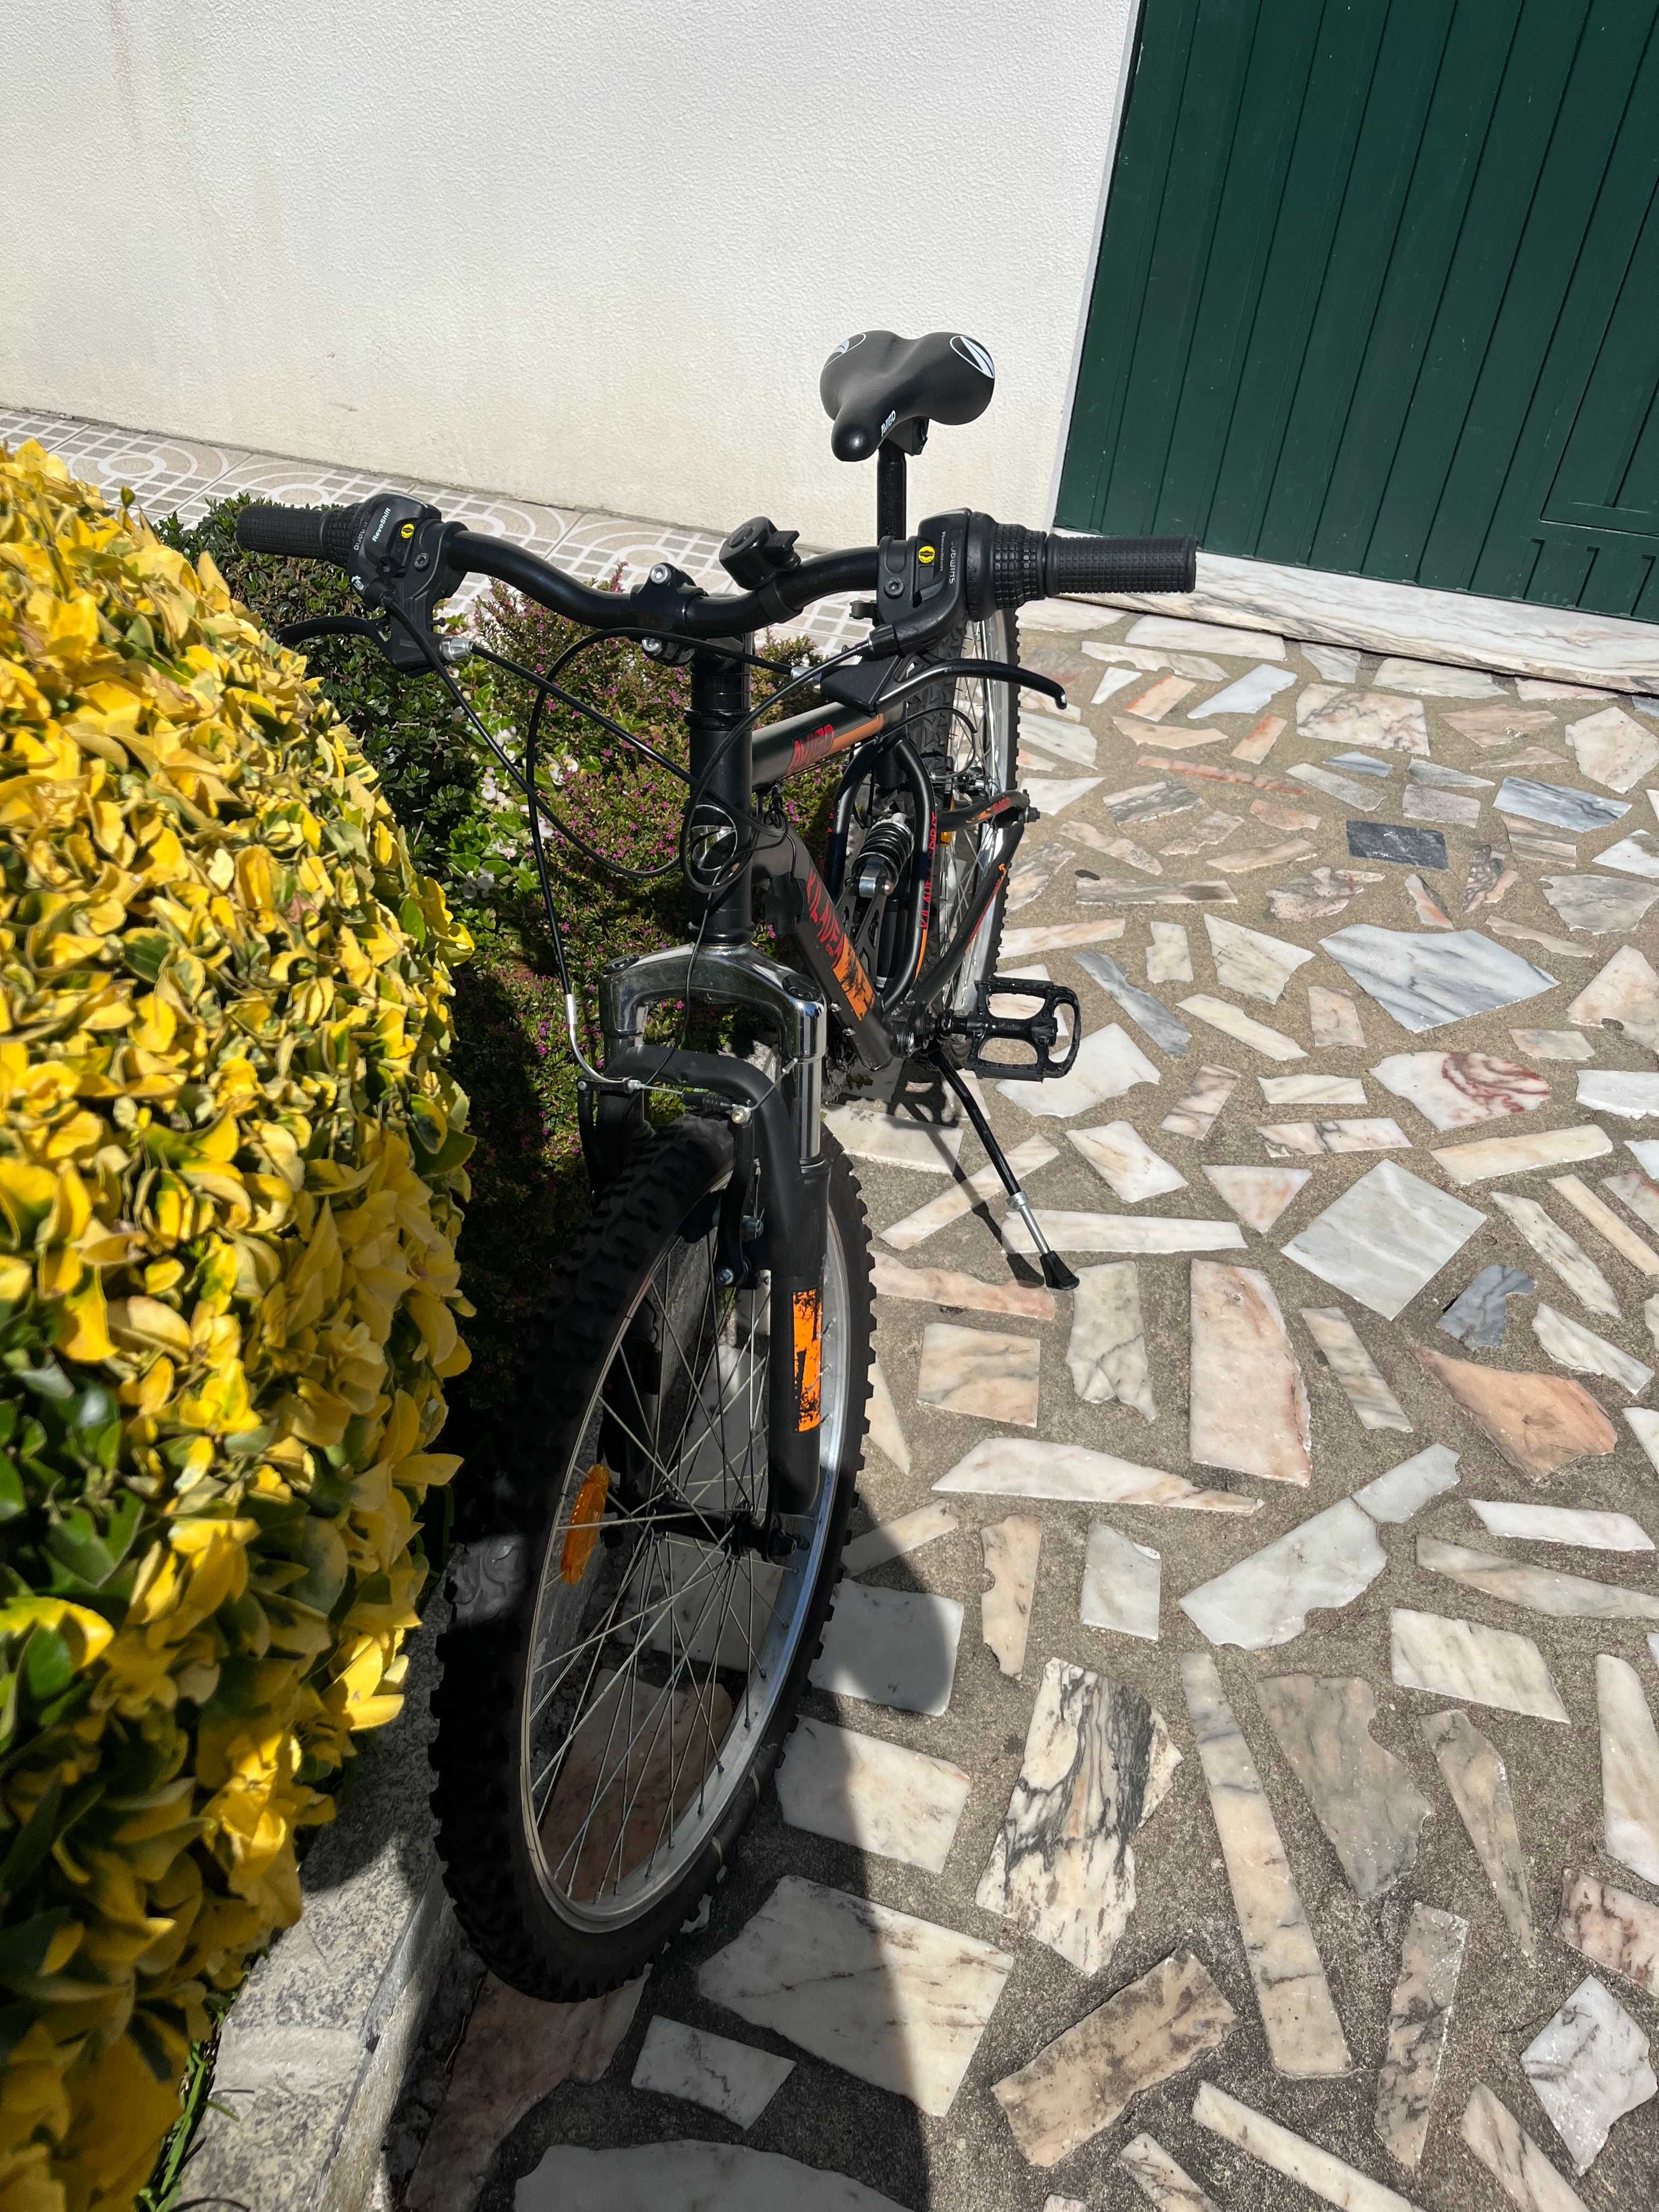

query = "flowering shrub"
[0,445,472,2211]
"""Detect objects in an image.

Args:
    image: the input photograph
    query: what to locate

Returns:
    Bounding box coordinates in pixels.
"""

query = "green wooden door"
[1058,0,1659,620]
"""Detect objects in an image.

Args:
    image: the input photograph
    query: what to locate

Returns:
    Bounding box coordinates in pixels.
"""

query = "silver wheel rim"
[518,1182,850,1928]
[944,609,1016,1012]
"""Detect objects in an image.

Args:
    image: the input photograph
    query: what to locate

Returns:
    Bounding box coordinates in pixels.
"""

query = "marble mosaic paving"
[36,409,1659,2206]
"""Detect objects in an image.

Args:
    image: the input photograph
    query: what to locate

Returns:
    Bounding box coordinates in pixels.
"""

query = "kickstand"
[927,1048,1079,1291]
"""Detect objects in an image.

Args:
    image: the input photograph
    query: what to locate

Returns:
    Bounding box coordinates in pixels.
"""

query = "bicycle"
[235,326,1195,1998]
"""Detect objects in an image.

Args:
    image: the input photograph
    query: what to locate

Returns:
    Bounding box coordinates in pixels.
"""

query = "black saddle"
[819,329,995,461]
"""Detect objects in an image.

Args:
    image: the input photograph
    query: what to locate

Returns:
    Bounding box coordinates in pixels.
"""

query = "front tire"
[431,1119,871,1997]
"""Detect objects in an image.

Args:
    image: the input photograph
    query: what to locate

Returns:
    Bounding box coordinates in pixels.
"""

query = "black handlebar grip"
[1043,531,1197,597]
[234,501,368,565]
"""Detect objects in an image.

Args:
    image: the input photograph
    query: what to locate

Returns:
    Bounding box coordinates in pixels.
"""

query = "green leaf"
[21,1624,74,1702]
[0,1773,61,1904]
[122,930,172,982]
[0,1453,24,1524]
[0,1906,74,1983]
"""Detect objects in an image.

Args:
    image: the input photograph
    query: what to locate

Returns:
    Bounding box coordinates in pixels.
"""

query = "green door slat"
[1062,0,1659,618]
[1364,0,1592,583]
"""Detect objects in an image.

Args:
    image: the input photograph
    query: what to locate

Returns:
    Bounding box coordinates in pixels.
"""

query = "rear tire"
[921,607,1021,1017]
[431,1119,871,1999]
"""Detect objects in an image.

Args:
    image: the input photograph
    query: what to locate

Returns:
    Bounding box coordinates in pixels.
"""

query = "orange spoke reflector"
[793,1288,823,1432]
[559,1462,612,1584]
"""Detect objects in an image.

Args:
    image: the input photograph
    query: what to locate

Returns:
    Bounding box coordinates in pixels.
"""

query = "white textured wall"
[2,1,1135,545]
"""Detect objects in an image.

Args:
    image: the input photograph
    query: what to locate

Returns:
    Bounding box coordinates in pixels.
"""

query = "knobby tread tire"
[430,1117,871,1999]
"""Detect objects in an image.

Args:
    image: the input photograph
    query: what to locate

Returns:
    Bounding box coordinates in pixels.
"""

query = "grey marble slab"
[1411,757,1495,791]
[1494,777,1629,834]
[1181,1657,1351,2077]
[1345,820,1452,870]
[1319,925,1556,1033]
[1257,1674,1432,1898]
[1521,1974,1656,2175]
[1074,949,1193,1053]
[1403,782,1482,829]
[1281,1159,1486,1320]
[1374,1903,1468,2170]
[1422,1708,1533,1954]
[1438,1265,1536,1347]
[697,1876,1014,2118]
[1330,750,1395,777]
[976,1658,1178,1975]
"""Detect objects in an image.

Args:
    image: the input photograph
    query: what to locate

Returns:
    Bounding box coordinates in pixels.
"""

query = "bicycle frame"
[594,635,1023,1521]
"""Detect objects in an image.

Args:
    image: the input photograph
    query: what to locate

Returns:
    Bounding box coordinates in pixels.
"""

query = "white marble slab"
[1180,1449,1459,1651]
[515,2141,910,2212]
[1260,1116,1411,1158]
[1203,913,1315,1004]
[1189,1259,1312,1485]
[866,1355,911,1473]
[995,1950,1234,2168]
[1181,1657,1351,2078]
[1004,1210,1245,1255]
[1512,1027,1593,1060]
[1178,993,1306,1060]
[775,1717,970,1874]
[631,2016,793,2128]
[1417,1535,1659,1624]
[1303,642,1362,681]
[1578,1070,1659,1119]
[1319,925,1556,1033]
[936,1436,1261,1514]
[1259,1674,1431,1899]
[1390,1608,1568,1723]
[1261,1073,1367,1105]
[1118,2135,1222,2212]
[999,1022,1161,1119]
[825,1099,962,1173]
[1376,654,1499,698]
[1432,1124,1611,1185]
[1310,983,1368,1047]
[1592,827,1659,878]
[1559,1869,1659,2000]
[1130,613,1285,658]
[842,1500,958,1578]
[1553,1172,1659,1272]
[1068,1120,1187,1201]
[1568,944,1659,1051]
[916,1321,1041,1426]
[1194,2084,1416,2211]
[1290,760,1388,808]
[1470,1500,1652,1553]
[1282,1160,1486,1320]
[1522,1973,1656,2175]
[697,1876,1015,2118]
[1148,919,1194,983]
[1491,1193,1620,1318]
[1632,1404,1659,1474]
[1372,1049,1549,1132]
[1373,1903,1468,2171]
[1543,871,1659,936]
[871,1251,1056,1322]
[1019,774,1102,816]
[1008,842,1076,909]
[1600,1654,1659,1886]
[811,1582,963,1717]
[1075,874,1239,907]
[1493,919,1595,961]
[1066,1260,1155,1419]
[1081,1521,1163,1640]
[980,1515,1041,1678]
[1461,2086,1595,2212]
[1532,1302,1652,1396]
[976,1658,1179,1976]
[1300,684,1430,755]
[1300,1306,1413,1431]
[1001,919,1124,958]
[1189,662,1296,716]
[1091,665,1141,705]
[1022,712,1098,766]
[1566,704,1659,792]
[879,1137,1058,1251]
[1204,1163,1311,1231]
[1159,1063,1241,1139]
[1421,1708,1533,1953]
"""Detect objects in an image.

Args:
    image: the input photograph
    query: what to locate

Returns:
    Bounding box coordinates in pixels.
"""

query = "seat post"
[876,443,906,543]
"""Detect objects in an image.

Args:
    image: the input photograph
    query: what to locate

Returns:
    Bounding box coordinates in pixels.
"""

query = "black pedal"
[939,977,1082,1082]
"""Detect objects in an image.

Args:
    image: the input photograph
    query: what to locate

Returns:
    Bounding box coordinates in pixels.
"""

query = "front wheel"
[431,1119,871,1997]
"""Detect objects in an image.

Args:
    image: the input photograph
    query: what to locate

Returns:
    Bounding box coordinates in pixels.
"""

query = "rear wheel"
[432,1120,871,1997]
[921,607,1020,1014]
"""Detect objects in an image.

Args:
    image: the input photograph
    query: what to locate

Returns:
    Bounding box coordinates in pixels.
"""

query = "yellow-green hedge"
[0,443,472,2212]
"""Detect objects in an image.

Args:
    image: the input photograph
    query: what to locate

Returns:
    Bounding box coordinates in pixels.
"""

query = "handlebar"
[233,496,1195,643]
